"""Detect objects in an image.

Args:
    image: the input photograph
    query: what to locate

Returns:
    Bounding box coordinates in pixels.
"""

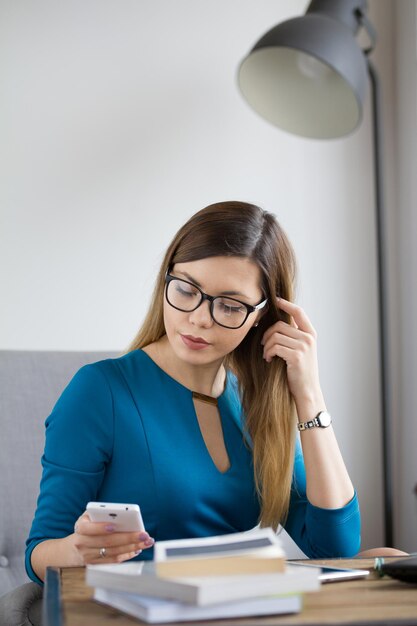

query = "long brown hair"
[128,201,297,529]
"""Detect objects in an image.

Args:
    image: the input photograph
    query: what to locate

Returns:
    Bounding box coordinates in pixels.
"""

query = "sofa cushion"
[0,350,116,595]
[0,581,43,626]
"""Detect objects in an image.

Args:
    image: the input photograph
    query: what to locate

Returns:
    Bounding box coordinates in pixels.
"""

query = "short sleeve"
[25,362,114,583]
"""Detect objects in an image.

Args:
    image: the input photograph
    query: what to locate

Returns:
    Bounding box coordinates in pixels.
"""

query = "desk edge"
[43,567,63,626]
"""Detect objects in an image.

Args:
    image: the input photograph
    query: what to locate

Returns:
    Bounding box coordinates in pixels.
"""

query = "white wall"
[1,0,403,550]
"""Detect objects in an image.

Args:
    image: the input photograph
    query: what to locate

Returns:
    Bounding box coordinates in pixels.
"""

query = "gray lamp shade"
[238,13,369,138]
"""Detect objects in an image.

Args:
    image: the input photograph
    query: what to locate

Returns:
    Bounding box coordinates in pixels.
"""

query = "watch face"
[318,411,332,427]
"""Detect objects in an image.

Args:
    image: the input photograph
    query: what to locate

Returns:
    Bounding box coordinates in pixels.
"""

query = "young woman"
[26,201,361,584]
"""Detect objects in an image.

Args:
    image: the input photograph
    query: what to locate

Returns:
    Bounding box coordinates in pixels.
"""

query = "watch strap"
[297,411,331,431]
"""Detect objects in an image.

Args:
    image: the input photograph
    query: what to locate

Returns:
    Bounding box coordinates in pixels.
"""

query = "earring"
[253,322,259,327]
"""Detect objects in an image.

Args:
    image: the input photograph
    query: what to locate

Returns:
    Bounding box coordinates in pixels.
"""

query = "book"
[155,552,285,577]
[94,587,302,623]
[86,561,320,606]
[153,527,286,577]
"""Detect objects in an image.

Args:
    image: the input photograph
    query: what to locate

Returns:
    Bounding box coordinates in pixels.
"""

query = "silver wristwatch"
[297,410,332,431]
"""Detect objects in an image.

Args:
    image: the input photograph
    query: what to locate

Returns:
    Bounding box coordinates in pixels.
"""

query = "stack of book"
[86,528,320,623]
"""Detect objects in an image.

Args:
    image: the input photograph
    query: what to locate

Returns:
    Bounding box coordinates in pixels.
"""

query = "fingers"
[261,299,317,364]
[263,344,295,364]
[263,327,315,363]
[276,298,315,334]
[73,513,155,565]
[74,529,152,549]
[84,542,144,565]
[262,300,316,347]
[259,298,322,401]
[74,513,116,536]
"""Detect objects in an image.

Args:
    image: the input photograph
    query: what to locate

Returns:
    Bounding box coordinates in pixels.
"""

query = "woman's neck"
[143,336,226,398]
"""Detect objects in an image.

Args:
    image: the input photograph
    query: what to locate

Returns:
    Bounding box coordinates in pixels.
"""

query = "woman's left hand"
[261,298,322,404]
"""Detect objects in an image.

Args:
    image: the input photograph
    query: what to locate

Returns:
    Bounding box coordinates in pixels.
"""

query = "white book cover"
[94,586,302,623]
[86,561,320,606]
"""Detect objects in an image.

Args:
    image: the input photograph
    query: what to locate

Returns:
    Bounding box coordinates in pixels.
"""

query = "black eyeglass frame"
[164,272,268,329]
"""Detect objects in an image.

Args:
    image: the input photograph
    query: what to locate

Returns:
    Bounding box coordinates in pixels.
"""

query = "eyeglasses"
[165,273,267,329]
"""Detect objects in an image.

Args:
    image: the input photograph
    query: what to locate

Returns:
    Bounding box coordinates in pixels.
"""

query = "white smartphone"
[86,502,145,532]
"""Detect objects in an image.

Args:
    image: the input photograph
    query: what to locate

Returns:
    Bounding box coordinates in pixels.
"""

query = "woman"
[26,201,361,584]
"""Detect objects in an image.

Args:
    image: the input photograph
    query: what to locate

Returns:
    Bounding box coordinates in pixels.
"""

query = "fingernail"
[105,524,116,532]
[135,550,142,555]
[138,531,149,541]
[144,537,155,547]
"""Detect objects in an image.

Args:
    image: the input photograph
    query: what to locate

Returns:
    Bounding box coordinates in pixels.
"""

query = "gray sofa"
[0,350,115,625]
[0,348,307,626]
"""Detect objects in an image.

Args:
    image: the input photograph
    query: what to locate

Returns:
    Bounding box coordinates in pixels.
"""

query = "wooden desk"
[43,559,417,626]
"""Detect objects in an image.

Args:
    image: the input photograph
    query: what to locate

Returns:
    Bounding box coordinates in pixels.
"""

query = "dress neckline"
[137,348,227,402]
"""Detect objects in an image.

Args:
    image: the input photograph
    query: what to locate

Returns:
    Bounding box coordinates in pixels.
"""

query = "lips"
[180,334,211,350]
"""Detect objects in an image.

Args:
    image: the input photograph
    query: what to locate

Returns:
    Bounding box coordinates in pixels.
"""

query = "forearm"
[296,393,355,509]
[31,534,81,583]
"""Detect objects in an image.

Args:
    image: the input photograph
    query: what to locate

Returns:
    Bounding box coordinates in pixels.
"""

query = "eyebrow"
[177,271,250,299]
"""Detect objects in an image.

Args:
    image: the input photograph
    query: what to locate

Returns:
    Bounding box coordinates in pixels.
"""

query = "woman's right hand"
[71,512,155,564]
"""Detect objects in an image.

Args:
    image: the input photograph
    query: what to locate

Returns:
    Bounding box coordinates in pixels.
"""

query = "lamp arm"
[368,60,394,547]
[356,8,377,54]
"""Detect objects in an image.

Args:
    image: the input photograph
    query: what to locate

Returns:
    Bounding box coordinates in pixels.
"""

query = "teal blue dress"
[25,349,360,584]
